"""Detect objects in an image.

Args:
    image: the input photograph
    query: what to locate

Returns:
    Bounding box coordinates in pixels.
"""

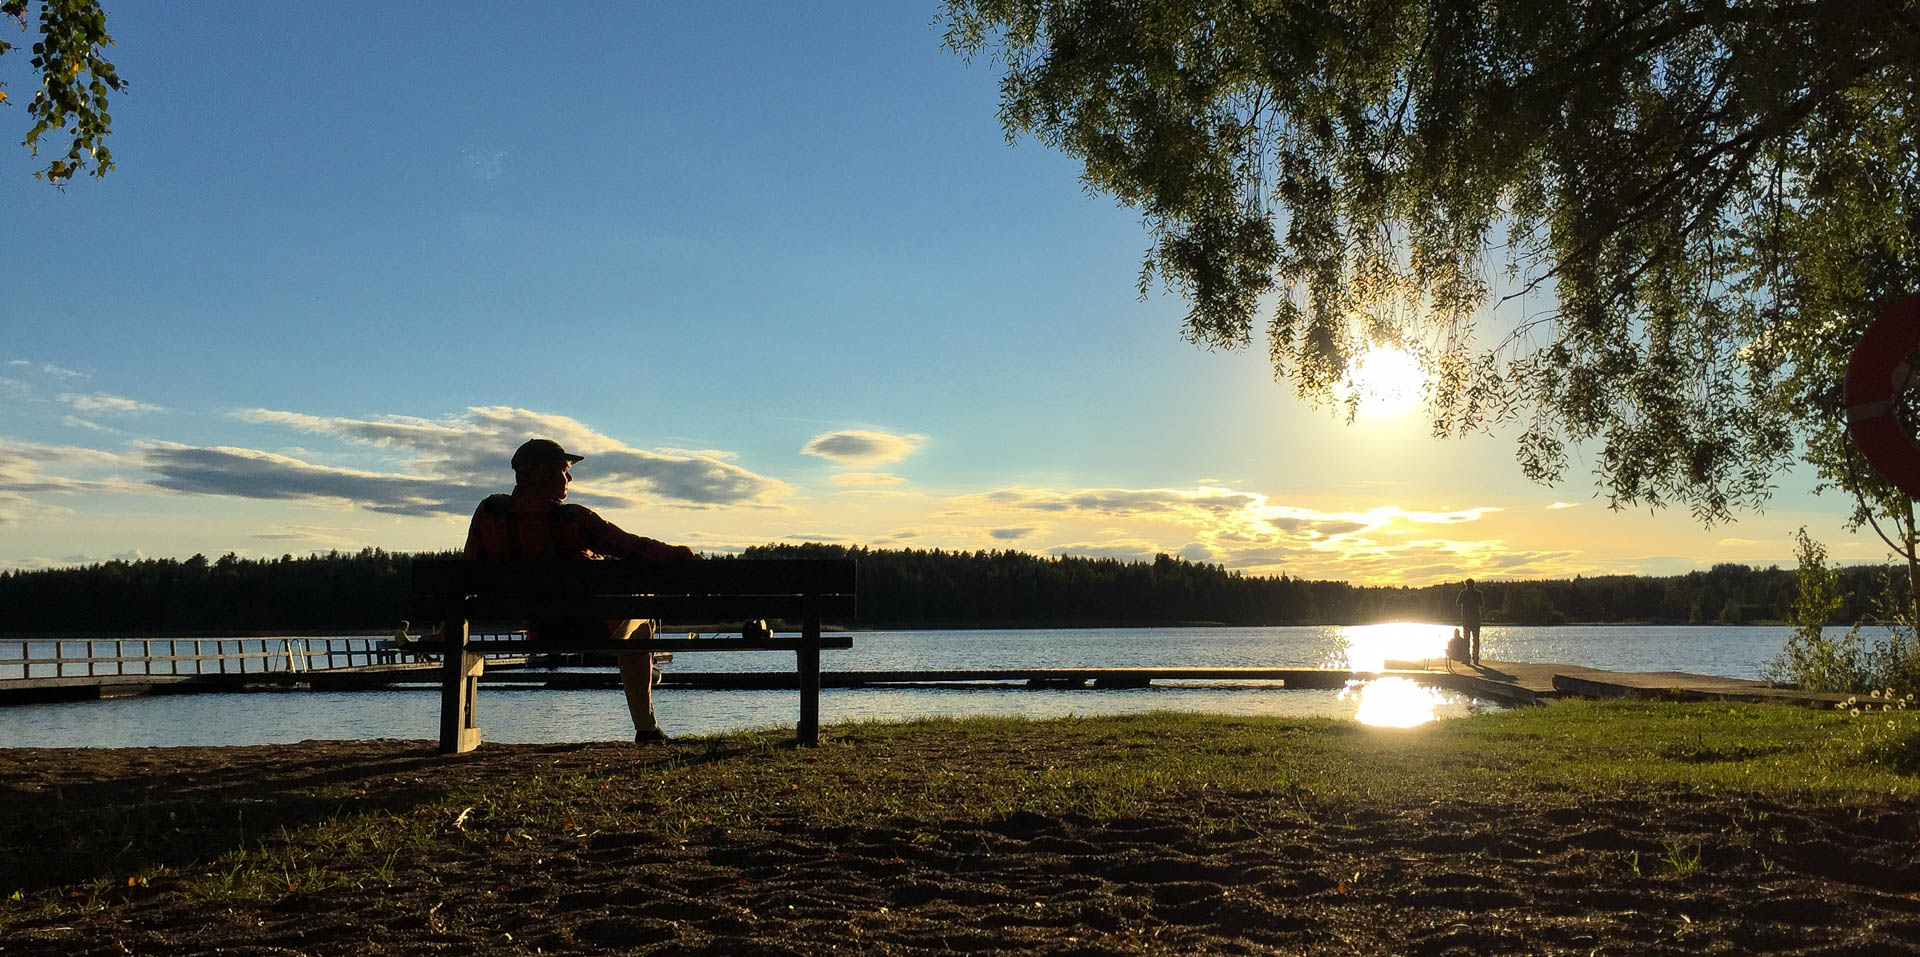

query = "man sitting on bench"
[464,438,697,744]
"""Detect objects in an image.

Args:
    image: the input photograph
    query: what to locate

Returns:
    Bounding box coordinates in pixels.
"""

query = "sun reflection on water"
[1339,676,1457,727]
[1330,622,1452,671]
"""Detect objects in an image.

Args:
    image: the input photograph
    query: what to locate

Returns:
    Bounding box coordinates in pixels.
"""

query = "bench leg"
[439,619,483,754]
[797,616,821,746]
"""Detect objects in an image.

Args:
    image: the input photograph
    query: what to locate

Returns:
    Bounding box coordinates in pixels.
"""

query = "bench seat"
[412,557,856,753]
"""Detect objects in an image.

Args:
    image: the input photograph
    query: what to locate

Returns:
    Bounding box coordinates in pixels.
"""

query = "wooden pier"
[1374,659,1849,708]
[642,661,1846,709]
[0,643,1845,709]
[0,636,529,704]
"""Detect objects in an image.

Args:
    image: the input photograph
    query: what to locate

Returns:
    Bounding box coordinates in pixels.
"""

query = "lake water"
[0,624,1824,748]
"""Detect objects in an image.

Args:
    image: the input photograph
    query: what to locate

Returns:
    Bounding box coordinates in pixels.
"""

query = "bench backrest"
[411,558,857,623]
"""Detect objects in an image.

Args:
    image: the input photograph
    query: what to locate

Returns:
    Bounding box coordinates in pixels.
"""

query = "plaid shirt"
[463,493,687,562]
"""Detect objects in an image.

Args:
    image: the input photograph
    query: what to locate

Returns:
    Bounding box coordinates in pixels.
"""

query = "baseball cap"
[510,438,585,470]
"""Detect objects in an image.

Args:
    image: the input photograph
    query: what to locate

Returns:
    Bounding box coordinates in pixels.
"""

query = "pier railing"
[1,637,408,680]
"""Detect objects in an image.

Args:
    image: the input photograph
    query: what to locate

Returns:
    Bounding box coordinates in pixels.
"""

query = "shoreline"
[0,619,1799,641]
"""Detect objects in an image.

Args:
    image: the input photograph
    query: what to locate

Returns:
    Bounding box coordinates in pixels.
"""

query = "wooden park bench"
[410,557,855,753]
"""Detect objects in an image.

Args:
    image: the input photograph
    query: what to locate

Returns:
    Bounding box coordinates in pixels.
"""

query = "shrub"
[1766,528,1866,693]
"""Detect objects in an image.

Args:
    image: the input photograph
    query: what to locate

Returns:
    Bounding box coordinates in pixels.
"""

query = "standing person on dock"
[464,438,698,744]
[1456,579,1486,666]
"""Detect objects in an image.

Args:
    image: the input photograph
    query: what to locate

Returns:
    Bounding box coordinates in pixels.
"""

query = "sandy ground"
[2,740,1918,955]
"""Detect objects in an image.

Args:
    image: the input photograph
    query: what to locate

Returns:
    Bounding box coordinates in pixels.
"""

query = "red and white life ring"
[1845,290,1920,498]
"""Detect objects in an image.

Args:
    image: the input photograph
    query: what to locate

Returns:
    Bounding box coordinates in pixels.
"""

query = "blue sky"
[0,2,1881,583]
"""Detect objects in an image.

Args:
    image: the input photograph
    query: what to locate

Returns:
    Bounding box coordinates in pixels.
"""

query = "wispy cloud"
[59,393,160,415]
[140,443,482,516]
[61,416,122,434]
[1266,516,1368,538]
[2,360,90,396]
[0,439,132,495]
[251,525,360,545]
[989,527,1036,540]
[18,362,86,379]
[971,487,1263,518]
[0,438,143,524]
[1546,501,1579,510]
[0,490,43,525]
[800,429,925,466]
[237,406,789,508]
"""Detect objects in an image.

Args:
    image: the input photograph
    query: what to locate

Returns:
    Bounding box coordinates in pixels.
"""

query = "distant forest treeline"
[0,543,1900,636]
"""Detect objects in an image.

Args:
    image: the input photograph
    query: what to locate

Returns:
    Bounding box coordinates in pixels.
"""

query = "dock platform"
[1380,659,1848,708]
[636,661,1843,709]
[1,652,1844,709]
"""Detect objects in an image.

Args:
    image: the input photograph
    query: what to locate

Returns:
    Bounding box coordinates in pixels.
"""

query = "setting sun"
[1341,344,1426,418]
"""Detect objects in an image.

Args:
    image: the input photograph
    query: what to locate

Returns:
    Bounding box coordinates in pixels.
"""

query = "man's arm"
[570,506,696,562]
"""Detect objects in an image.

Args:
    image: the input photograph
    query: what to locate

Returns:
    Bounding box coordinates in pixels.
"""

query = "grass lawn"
[2,699,1916,954]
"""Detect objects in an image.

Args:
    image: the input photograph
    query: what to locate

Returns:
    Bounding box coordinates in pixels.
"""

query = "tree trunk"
[1906,500,1919,629]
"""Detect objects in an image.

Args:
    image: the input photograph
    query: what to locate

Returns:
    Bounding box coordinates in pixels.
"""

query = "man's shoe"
[635,726,670,744]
